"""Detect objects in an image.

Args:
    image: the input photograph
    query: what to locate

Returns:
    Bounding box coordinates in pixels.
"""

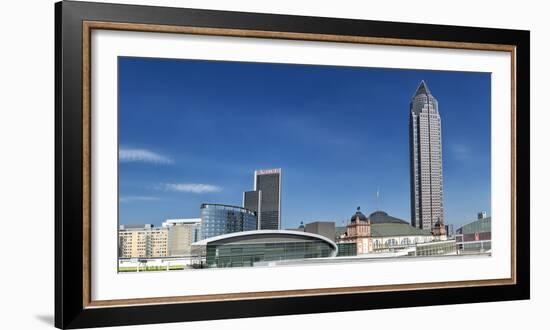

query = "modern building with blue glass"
[199,203,257,240]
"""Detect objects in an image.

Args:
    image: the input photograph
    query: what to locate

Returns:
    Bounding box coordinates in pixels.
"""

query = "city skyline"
[118,57,491,229]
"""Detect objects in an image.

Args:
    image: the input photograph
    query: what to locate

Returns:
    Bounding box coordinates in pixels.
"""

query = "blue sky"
[118,56,491,229]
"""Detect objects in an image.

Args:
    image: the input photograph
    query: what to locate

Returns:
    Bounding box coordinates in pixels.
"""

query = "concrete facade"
[162,218,202,256]
[118,224,168,258]
[304,221,336,241]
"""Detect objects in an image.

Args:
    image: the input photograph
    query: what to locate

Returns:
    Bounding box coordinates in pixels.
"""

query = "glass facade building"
[199,204,257,240]
[336,242,357,257]
[193,230,338,268]
[243,190,261,229]
[455,217,491,252]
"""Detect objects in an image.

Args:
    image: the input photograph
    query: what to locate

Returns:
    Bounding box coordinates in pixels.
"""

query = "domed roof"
[350,207,368,222]
[368,211,408,224]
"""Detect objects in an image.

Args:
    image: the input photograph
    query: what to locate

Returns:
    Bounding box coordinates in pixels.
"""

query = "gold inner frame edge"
[81,20,517,308]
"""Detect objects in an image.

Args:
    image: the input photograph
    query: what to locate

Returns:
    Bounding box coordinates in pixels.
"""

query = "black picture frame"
[55,0,530,328]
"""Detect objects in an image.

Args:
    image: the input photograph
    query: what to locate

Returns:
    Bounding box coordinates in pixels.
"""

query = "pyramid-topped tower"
[409,80,444,230]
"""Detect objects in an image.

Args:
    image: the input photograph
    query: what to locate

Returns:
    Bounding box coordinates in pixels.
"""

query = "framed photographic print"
[55,0,530,328]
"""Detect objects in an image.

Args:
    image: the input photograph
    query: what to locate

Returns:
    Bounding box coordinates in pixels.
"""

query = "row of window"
[372,237,431,249]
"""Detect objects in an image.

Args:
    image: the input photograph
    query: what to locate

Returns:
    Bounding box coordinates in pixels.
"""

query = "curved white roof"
[192,229,338,253]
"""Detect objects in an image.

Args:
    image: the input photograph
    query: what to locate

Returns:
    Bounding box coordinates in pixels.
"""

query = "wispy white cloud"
[119,148,174,164]
[119,196,161,203]
[163,183,222,194]
[451,144,471,161]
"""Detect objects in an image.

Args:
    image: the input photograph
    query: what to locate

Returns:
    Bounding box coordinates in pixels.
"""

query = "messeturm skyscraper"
[243,168,281,230]
[409,80,444,230]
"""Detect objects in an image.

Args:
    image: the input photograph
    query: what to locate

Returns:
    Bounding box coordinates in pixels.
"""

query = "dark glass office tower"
[243,190,262,229]
[244,168,281,230]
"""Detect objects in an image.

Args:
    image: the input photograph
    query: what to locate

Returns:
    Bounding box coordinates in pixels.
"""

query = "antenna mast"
[376,186,380,211]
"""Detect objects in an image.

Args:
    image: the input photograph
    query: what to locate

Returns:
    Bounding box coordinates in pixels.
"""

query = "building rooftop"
[368,211,408,224]
[119,224,166,231]
[119,224,153,229]
[335,226,347,237]
[350,207,368,222]
[192,229,337,248]
[414,80,431,96]
[200,203,256,214]
[162,218,201,227]
[370,223,432,237]
[456,216,492,235]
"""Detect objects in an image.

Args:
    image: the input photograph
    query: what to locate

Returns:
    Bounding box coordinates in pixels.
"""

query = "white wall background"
[0,0,546,329]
